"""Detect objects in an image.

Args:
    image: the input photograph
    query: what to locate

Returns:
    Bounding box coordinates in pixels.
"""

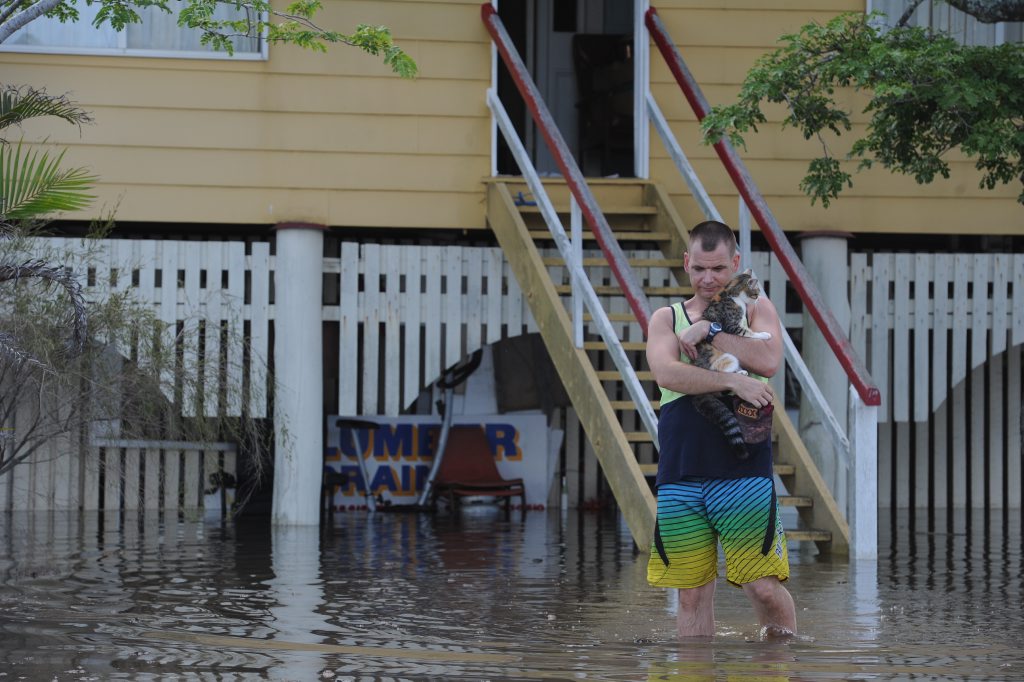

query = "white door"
[532,0,590,175]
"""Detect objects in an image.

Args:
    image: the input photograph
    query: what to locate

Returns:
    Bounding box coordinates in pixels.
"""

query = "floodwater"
[0,506,1021,681]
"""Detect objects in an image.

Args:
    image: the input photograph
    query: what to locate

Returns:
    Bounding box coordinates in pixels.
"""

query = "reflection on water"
[0,506,1021,680]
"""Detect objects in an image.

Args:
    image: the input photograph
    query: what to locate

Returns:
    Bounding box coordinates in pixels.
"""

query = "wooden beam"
[773,406,851,554]
[487,182,656,550]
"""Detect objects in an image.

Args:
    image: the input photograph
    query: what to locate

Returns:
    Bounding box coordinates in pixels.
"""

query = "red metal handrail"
[645,7,881,406]
[481,3,653,332]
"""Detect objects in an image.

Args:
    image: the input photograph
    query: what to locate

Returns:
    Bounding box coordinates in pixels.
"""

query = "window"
[1,1,265,59]
[870,1,1022,46]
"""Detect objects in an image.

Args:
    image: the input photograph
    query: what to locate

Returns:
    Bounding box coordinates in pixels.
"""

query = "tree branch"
[943,0,1024,23]
[897,0,929,27]
[0,0,61,43]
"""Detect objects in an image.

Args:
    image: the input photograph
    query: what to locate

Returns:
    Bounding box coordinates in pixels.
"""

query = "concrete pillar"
[272,223,325,526]
[798,232,852,514]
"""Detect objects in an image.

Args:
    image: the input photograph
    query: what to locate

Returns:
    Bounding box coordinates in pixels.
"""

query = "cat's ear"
[742,268,753,276]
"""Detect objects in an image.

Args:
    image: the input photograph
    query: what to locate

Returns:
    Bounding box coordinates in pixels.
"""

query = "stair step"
[585,341,646,351]
[779,495,813,508]
[597,370,654,381]
[774,463,795,476]
[529,230,671,242]
[785,529,832,543]
[519,204,658,215]
[584,312,640,322]
[556,285,689,296]
[608,400,660,410]
[638,463,796,478]
[625,431,653,442]
[543,257,686,268]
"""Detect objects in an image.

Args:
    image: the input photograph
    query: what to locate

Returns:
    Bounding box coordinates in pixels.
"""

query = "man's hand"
[728,373,775,408]
[677,320,710,361]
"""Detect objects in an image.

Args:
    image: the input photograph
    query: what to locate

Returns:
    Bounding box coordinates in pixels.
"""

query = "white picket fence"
[850,253,1024,510]
[0,238,272,513]
[3,239,1021,515]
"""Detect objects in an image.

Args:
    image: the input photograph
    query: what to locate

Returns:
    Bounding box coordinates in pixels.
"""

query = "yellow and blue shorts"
[647,477,789,588]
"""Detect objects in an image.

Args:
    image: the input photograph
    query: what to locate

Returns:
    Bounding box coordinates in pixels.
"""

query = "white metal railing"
[647,88,869,554]
[487,88,659,445]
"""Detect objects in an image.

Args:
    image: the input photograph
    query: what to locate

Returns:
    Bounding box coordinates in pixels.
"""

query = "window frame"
[0,6,269,61]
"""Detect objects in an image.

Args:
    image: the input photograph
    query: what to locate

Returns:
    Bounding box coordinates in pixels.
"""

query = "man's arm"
[676,296,784,377]
[646,306,776,407]
[714,295,783,377]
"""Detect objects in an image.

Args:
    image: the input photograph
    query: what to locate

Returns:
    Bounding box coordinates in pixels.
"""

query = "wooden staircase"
[486,177,850,554]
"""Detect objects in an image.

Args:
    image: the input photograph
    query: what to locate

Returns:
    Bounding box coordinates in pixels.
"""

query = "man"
[645,220,796,638]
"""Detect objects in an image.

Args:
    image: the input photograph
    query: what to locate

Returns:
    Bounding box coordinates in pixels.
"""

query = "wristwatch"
[706,321,723,343]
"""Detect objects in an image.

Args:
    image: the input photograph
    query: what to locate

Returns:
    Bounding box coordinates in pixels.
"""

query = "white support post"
[273,223,325,526]
[634,0,650,179]
[850,386,878,561]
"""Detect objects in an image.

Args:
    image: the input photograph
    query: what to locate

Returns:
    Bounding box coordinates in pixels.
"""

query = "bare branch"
[0,0,62,43]
[943,0,1024,23]
[898,0,929,27]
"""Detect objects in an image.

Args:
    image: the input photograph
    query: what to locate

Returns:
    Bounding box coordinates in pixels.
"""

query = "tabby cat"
[690,270,772,459]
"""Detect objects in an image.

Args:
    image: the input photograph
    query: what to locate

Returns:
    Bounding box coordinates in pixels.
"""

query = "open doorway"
[495,0,635,178]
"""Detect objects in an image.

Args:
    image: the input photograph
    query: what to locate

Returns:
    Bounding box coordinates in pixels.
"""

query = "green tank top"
[658,301,767,407]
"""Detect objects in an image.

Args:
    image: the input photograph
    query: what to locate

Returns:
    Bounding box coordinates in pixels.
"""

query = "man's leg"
[677,579,716,637]
[741,576,796,635]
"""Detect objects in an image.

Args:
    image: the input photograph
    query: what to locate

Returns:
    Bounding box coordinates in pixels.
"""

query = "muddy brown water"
[1,506,1021,680]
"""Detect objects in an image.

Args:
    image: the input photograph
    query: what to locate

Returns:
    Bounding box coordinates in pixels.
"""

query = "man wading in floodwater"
[645,220,796,638]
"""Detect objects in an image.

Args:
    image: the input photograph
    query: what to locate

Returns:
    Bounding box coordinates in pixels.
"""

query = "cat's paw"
[736,370,749,376]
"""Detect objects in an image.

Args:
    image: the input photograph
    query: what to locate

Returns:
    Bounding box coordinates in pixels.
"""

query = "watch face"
[711,322,722,332]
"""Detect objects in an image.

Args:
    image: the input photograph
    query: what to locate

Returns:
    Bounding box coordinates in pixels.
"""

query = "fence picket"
[485,249,503,344]
[871,254,892,422]
[248,242,271,418]
[971,255,991,371]
[203,242,223,418]
[932,255,951,412]
[362,244,382,415]
[466,248,483,356]
[988,353,1004,509]
[1014,255,1024,346]
[992,254,1008,356]
[159,242,178,403]
[1007,345,1021,509]
[338,242,359,415]
[144,449,161,510]
[424,247,442,387]
[124,447,141,511]
[181,242,202,417]
[225,242,246,417]
[163,448,181,510]
[384,246,402,416]
[401,246,422,412]
[893,254,912,423]
[444,248,463,369]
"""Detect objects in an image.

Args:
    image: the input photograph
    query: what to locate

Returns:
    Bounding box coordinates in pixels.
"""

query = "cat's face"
[684,243,741,303]
[724,270,761,300]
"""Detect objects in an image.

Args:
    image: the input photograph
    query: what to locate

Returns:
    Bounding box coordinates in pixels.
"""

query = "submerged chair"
[431,425,525,516]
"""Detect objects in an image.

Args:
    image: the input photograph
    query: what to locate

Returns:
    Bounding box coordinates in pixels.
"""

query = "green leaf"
[0,141,97,220]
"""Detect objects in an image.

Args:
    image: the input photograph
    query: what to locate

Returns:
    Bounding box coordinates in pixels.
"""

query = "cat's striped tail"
[692,394,749,460]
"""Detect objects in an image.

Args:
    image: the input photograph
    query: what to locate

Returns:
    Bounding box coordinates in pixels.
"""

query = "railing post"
[850,386,878,560]
[571,195,584,349]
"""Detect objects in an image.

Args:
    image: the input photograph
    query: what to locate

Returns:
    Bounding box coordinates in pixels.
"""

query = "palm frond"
[0,140,96,220]
[0,85,93,132]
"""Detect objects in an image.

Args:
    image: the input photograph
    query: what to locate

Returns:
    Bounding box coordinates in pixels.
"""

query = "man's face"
[684,242,740,303]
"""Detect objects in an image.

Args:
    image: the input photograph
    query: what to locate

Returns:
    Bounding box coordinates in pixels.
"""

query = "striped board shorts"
[647,476,789,589]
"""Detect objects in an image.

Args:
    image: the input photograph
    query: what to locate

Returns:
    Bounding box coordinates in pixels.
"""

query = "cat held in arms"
[690,269,773,459]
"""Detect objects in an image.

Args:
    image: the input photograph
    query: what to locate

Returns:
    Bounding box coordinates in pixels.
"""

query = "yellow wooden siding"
[650,1,1022,235]
[1,0,492,228]
[1,0,1019,233]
